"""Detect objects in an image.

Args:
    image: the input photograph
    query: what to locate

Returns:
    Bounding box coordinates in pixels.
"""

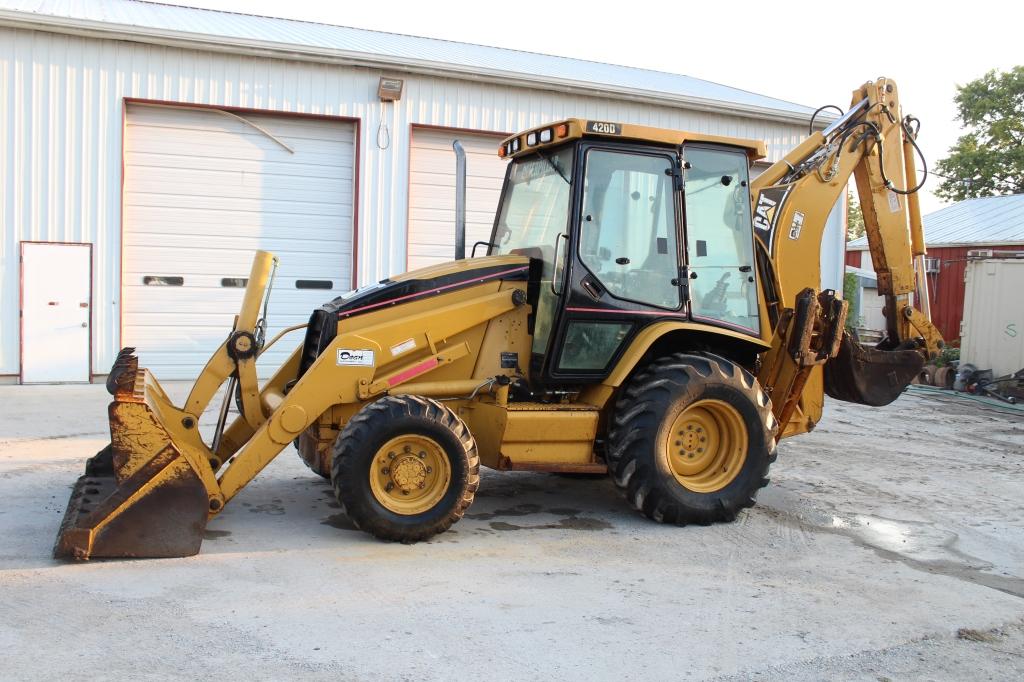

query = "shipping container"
[960,253,1024,377]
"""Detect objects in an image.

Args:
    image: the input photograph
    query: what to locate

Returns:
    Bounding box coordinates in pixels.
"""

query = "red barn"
[846,194,1024,344]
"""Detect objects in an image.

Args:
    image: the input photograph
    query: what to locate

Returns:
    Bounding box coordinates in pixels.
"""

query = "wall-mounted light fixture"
[377,77,404,101]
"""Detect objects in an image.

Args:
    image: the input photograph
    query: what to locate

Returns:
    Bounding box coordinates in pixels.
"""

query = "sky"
[160,0,1022,214]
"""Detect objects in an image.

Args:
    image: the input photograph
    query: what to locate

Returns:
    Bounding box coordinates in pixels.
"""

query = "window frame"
[679,142,761,337]
[574,146,684,313]
[556,319,635,373]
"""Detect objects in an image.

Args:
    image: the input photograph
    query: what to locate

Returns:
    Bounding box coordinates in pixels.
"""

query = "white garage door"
[123,104,355,379]
[408,128,508,271]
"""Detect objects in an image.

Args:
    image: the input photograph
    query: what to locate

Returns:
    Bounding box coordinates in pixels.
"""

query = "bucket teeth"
[106,347,138,395]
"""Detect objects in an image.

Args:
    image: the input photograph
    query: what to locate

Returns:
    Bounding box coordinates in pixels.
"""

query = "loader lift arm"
[751,78,943,437]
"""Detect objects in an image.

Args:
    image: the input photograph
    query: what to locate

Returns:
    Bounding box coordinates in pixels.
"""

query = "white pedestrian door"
[21,243,91,383]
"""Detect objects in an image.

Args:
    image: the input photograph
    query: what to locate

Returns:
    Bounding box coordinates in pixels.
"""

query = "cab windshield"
[492,147,573,258]
[491,146,574,356]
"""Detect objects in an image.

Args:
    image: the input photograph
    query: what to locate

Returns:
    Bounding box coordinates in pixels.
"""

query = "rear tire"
[331,395,479,542]
[606,352,777,525]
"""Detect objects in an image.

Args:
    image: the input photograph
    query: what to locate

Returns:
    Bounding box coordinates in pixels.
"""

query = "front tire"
[331,395,479,542]
[606,352,777,525]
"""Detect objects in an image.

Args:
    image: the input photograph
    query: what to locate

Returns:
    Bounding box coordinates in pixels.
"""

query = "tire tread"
[606,352,778,526]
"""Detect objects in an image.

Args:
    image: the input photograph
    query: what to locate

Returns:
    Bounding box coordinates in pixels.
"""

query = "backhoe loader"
[55,77,943,559]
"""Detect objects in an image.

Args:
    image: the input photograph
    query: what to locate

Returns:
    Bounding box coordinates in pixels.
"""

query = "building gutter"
[0,9,824,127]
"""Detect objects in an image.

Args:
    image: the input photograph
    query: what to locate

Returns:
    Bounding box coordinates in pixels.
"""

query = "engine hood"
[329,254,529,319]
[298,255,530,377]
[389,254,529,284]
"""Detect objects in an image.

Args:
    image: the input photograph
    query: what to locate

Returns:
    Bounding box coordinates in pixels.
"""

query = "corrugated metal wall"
[0,27,810,377]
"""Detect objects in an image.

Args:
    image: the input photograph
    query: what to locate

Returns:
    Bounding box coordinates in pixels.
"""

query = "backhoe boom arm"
[751,78,943,435]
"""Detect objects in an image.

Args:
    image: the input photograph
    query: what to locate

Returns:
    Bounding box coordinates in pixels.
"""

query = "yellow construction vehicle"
[56,78,943,559]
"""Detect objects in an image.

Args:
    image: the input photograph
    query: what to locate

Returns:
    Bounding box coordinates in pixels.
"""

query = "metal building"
[847,194,1024,343]
[1,0,842,382]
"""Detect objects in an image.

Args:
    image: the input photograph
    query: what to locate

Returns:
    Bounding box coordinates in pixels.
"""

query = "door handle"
[48,301,59,306]
[81,323,88,328]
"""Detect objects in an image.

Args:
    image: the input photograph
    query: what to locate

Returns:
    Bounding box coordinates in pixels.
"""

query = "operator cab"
[488,119,768,383]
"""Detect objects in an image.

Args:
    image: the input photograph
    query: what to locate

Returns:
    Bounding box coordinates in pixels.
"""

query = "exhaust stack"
[453,139,466,260]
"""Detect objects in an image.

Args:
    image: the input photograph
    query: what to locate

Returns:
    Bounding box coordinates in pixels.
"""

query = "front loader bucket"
[824,334,925,407]
[55,354,210,560]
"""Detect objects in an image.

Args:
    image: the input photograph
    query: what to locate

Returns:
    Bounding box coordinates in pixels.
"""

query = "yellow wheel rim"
[665,399,747,493]
[369,435,452,515]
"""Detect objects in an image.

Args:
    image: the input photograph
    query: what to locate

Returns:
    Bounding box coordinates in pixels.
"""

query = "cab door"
[681,145,760,336]
[545,144,684,380]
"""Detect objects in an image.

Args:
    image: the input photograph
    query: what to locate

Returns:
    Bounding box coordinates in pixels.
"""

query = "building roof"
[848,193,1024,249]
[0,0,819,124]
[845,265,877,283]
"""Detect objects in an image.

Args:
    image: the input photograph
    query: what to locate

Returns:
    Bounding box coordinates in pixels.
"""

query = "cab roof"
[498,118,767,163]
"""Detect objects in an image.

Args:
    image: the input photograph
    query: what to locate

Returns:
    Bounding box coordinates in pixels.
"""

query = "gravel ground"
[1,382,1022,680]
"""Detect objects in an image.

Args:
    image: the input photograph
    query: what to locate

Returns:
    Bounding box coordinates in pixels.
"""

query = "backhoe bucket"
[824,334,925,407]
[54,352,210,560]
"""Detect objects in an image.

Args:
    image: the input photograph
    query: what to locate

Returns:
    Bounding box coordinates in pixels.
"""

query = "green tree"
[935,66,1024,201]
[847,193,865,241]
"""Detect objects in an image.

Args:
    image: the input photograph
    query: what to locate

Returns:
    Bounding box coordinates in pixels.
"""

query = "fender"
[579,321,769,409]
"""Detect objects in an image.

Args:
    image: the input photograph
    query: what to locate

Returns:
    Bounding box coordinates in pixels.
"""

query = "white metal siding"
[0,27,810,377]
[960,259,1024,376]
[122,104,354,379]
[0,0,817,122]
[407,128,506,270]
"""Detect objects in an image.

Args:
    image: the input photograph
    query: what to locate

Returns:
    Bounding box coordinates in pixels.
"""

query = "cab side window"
[578,150,680,310]
[682,146,759,334]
